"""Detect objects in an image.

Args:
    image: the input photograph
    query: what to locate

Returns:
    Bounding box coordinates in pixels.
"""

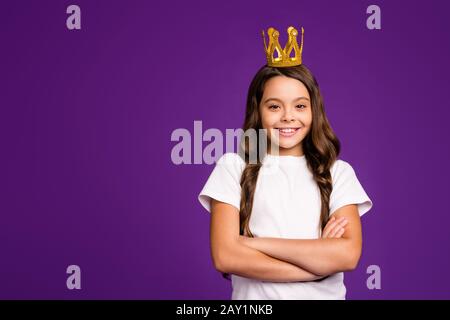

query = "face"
[259,75,313,156]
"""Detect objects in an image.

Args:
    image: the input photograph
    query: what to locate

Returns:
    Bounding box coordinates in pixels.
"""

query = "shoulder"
[215,152,246,174]
[217,152,245,165]
[330,159,357,179]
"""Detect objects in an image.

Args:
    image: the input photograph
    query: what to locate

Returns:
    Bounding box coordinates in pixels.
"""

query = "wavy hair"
[240,63,341,234]
[222,64,341,280]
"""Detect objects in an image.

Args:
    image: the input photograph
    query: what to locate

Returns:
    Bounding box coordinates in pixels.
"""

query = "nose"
[281,107,295,122]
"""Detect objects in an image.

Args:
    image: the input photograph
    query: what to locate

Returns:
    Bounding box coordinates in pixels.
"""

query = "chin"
[272,141,302,150]
[280,138,303,148]
[280,144,301,150]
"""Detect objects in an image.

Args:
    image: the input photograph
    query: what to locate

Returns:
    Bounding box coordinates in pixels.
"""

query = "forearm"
[216,240,325,283]
[243,237,359,276]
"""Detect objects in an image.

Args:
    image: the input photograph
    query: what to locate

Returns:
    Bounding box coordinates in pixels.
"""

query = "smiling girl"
[198,26,373,299]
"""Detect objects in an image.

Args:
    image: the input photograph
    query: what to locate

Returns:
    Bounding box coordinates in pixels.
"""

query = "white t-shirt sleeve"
[198,153,244,213]
[329,160,373,217]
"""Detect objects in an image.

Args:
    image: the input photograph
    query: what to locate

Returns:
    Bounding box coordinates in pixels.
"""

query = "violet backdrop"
[1,0,449,299]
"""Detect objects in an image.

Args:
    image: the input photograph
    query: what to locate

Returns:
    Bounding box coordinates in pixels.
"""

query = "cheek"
[260,112,278,128]
[301,110,313,126]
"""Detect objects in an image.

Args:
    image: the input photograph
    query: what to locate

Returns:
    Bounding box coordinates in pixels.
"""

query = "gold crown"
[262,26,304,67]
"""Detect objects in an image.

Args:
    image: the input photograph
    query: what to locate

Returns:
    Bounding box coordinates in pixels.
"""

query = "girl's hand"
[322,216,348,238]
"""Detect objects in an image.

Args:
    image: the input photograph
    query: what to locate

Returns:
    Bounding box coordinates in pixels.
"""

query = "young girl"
[198,26,373,300]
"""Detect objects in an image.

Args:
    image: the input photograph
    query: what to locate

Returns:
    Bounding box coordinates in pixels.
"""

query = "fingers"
[322,216,336,238]
[335,228,345,237]
[323,216,342,237]
[328,219,348,237]
[322,216,348,238]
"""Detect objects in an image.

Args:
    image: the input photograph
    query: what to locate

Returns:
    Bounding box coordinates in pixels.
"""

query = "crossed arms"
[209,199,363,282]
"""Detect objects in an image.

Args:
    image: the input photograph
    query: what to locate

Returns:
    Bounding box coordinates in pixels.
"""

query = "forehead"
[262,76,310,100]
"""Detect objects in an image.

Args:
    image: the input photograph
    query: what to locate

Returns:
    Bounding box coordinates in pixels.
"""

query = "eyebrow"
[263,97,310,104]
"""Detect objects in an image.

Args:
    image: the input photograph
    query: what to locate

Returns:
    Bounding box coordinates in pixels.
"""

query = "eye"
[296,104,307,109]
[268,104,280,110]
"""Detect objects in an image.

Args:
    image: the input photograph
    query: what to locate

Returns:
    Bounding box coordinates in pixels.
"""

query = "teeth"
[278,128,298,133]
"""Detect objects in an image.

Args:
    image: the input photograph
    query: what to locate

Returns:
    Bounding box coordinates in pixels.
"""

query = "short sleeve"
[198,153,244,213]
[329,160,373,217]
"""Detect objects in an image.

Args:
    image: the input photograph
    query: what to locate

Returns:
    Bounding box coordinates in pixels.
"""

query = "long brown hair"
[222,64,340,280]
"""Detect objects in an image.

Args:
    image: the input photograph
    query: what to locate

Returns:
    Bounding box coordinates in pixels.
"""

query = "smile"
[275,127,301,137]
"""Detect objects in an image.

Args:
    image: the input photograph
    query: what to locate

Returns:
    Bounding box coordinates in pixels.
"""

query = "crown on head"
[262,26,304,67]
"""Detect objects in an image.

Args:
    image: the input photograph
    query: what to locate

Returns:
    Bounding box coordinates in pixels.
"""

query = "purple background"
[1,0,449,299]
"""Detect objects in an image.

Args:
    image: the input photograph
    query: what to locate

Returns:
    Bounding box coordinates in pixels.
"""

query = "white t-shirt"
[198,152,373,300]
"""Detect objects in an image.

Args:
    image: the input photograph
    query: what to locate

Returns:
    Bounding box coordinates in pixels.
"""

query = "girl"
[198,27,373,300]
